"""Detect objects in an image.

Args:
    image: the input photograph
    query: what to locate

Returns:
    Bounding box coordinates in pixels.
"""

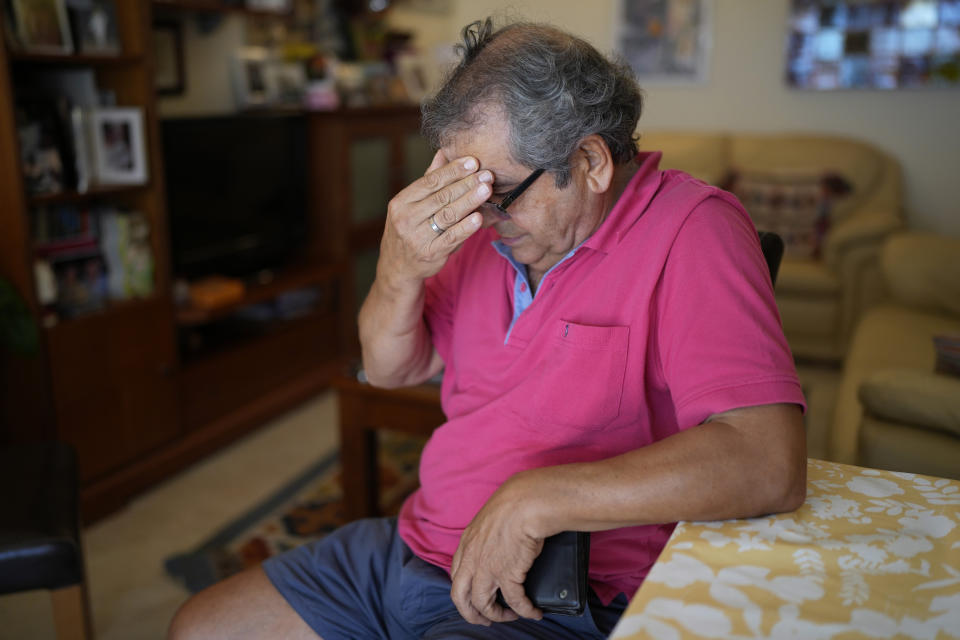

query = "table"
[333,373,444,522]
[610,459,960,639]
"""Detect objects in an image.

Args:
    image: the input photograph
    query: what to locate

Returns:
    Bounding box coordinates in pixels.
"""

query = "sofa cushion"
[859,416,960,480]
[830,305,960,463]
[776,259,840,295]
[859,368,960,437]
[724,170,851,258]
[882,233,960,317]
[727,134,883,221]
[777,295,838,340]
[638,132,728,185]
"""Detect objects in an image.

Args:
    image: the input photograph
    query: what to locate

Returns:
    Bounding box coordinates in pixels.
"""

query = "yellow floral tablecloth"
[610,459,960,639]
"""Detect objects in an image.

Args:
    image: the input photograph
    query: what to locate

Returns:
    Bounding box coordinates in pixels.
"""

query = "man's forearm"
[358,273,442,388]
[503,404,807,538]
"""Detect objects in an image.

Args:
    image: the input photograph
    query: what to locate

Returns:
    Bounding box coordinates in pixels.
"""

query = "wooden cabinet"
[308,107,431,350]
[46,299,180,483]
[0,1,183,520]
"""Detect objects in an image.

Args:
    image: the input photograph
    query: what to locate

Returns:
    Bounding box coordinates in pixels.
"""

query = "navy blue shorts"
[262,517,627,639]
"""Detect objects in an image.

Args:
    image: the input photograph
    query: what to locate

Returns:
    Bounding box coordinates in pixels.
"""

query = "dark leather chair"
[759,230,785,288]
[0,442,93,640]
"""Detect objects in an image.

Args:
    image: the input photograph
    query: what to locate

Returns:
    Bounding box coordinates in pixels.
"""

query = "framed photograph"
[89,107,148,185]
[231,47,277,108]
[614,0,714,84]
[396,52,429,103]
[66,0,121,55]
[153,20,185,96]
[11,0,74,54]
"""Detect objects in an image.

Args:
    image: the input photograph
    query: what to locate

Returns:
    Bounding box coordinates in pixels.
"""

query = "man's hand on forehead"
[374,150,493,285]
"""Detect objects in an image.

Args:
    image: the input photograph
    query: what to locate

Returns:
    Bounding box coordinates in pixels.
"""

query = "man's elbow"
[767,454,807,515]
[779,467,807,513]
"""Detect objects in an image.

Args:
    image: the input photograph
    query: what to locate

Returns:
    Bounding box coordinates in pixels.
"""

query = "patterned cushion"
[724,170,851,259]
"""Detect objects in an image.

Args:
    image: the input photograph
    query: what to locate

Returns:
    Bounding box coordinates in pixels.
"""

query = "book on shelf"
[32,205,154,320]
[100,208,154,300]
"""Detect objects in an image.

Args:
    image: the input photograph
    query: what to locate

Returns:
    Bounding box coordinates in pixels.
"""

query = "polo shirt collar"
[582,151,664,254]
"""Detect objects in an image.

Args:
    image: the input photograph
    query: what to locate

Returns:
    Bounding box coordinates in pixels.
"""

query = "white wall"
[391,0,960,235]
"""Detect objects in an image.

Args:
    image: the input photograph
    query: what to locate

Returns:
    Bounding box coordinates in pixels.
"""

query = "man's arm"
[449,402,806,626]
[358,151,492,388]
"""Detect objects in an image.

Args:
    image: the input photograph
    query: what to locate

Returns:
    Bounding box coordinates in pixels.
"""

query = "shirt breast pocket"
[524,321,629,431]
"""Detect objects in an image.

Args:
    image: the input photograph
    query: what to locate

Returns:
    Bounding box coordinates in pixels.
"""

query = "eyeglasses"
[481,168,545,219]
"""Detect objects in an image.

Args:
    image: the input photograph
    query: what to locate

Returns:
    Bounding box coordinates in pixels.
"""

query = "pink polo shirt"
[397,152,805,603]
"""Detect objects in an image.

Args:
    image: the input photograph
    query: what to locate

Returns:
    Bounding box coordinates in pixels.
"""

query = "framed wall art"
[786,0,960,89]
[615,0,713,83]
[153,20,185,96]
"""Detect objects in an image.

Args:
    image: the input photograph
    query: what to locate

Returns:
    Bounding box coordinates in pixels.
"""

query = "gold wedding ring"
[429,214,446,235]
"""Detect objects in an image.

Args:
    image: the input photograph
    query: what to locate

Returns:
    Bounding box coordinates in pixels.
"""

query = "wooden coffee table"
[332,374,444,522]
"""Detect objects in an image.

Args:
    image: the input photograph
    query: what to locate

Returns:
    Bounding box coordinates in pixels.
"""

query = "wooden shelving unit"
[26,184,149,206]
[7,52,144,67]
[0,0,344,522]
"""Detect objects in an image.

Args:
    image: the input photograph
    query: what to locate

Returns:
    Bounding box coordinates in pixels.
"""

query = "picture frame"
[614,0,714,84]
[66,0,121,55]
[395,53,429,103]
[11,0,74,54]
[89,107,148,185]
[231,47,277,108]
[785,0,960,90]
[153,20,185,96]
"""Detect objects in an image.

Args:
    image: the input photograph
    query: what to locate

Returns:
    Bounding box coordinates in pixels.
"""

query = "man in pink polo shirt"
[169,17,806,640]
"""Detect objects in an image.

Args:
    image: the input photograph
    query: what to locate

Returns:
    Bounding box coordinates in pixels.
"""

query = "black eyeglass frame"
[484,168,545,217]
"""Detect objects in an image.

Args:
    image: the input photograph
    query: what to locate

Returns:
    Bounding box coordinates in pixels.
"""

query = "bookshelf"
[0,1,178,512]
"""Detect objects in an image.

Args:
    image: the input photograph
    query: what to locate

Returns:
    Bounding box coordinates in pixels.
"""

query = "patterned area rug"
[165,431,427,593]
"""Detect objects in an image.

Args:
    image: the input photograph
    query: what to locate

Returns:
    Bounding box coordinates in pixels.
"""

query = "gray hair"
[421,18,643,188]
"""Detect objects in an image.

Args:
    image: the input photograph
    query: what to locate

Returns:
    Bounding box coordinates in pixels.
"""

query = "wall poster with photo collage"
[786,0,960,89]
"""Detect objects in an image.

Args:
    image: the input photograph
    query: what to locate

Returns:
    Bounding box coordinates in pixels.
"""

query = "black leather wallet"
[496,531,590,616]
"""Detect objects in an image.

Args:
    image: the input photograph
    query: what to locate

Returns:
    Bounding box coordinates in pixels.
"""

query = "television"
[161,113,309,281]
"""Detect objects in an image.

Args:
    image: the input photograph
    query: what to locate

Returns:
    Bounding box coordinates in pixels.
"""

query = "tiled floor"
[0,363,841,639]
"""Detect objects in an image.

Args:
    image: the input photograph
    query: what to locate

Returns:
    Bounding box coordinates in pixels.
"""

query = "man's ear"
[577,135,615,194]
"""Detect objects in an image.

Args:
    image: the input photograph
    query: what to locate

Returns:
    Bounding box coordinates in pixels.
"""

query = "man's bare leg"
[167,566,320,640]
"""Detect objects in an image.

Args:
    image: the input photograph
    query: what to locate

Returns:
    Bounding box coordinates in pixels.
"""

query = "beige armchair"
[640,131,903,362]
[829,232,960,479]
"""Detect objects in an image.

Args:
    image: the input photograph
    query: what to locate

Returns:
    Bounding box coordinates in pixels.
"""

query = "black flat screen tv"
[161,113,309,281]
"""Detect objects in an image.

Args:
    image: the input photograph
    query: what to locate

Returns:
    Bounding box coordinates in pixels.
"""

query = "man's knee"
[167,589,216,640]
[166,567,319,640]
